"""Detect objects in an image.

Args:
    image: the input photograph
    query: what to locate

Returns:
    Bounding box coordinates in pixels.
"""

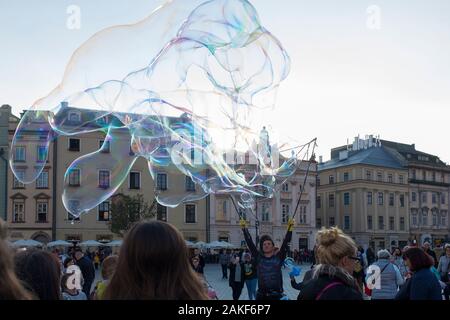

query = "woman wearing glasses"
[297,227,363,300]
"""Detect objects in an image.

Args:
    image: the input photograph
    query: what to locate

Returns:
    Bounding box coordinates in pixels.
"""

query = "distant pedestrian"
[219,249,231,279]
[74,250,95,298]
[229,254,245,300]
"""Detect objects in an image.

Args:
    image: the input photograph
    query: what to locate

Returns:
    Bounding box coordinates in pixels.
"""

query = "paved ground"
[91,262,312,300]
[203,262,312,300]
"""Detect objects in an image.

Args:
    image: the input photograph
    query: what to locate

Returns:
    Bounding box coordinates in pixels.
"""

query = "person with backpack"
[298,227,363,300]
[366,250,404,300]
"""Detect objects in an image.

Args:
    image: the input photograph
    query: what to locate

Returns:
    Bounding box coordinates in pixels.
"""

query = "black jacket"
[229,262,246,286]
[297,265,363,300]
[76,256,95,284]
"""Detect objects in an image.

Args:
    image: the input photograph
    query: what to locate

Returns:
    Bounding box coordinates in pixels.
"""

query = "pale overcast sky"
[1,0,449,162]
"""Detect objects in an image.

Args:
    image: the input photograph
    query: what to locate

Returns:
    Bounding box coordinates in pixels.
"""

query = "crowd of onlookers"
[1,215,449,301]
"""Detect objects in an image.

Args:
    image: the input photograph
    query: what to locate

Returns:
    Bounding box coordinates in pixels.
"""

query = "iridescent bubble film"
[10,0,310,218]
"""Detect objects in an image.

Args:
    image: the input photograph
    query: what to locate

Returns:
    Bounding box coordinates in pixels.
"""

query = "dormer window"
[68,111,81,123]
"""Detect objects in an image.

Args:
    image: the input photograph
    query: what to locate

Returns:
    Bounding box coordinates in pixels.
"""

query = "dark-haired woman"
[395,247,442,300]
[103,221,208,300]
[15,249,62,300]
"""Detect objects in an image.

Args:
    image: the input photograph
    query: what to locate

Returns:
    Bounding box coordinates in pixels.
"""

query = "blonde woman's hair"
[315,227,357,266]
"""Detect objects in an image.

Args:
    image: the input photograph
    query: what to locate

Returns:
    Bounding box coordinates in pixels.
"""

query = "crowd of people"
[1,216,449,300]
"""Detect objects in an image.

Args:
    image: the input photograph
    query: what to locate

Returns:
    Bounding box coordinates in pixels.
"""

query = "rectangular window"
[421,192,427,203]
[37,146,47,162]
[378,216,384,230]
[316,196,321,209]
[366,170,372,181]
[400,217,405,231]
[185,204,196,223]
[261,203,269,222]
[432,172,436,182]
[36,171,49,189]
[367,216,373,230]
[14,146,25,162]
[329,194,335,208]
[68,138,80,151]
[329,216,335,227]
[185,176,196,192]
[412,192,416,202]
[412,169,416,179]
[36,202,48,223]
[344,192,350,205]
[98,170,110,189]
[157,173,167,190]
[422,171,426,180]
[432,193,437,204]
[388,174,393,183]
[282,183,289,192]
[389,217,395,230]
[367,192,373,205]
[69,169,80,186]
[400,194,405,207]
[99,139,110,153]
[129,172,141,189]
[378,192,384,205]
[13,202,25,223]
[157,204,167,222]
[317,177,321,186]
[67,200,81,221]
[389,193,394,206]
[13,170,25,189]
[412,213,417,226]
[98,202,110,221]
[281,204,290,223]
[344,216,350,230]
[329,175,334,184]
[316,218,322,228]
[399,175,404,184]
[343,172,349,182]
[442,194,446,205]
[377,172,383,182]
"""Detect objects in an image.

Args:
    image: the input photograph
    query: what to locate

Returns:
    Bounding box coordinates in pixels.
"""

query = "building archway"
[31,232,50,244]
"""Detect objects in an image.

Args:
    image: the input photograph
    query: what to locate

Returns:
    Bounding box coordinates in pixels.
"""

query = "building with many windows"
[317,136,410,251]
[318,135,450,251]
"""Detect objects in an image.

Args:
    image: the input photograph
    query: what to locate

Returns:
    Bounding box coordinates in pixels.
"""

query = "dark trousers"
[444,284,450,300]
[221,264,228,279]
[230,282,244,301]
[82,280,93,299]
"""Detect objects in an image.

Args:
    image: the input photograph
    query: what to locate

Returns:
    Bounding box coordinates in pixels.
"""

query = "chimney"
[319,156,323,164]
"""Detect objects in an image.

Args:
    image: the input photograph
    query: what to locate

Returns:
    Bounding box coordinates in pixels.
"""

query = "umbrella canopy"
[192,241,207,248]
[78,240,103,247]
[219,241,235,248]
[47,240,73,247]
[185,240,195,247]
[13,239,43,247]
[206,241,225,249]
[104,240,123,247]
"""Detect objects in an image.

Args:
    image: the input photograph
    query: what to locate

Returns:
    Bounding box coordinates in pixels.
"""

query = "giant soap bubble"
[10,0,308,219]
